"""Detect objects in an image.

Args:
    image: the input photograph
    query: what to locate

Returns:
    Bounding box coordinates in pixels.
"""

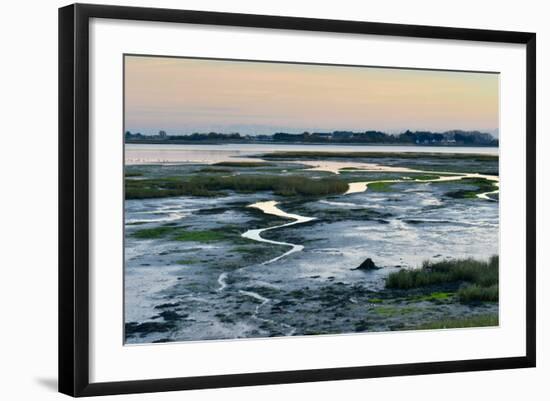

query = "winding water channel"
[212,162,500,334]
[124,145,500,342]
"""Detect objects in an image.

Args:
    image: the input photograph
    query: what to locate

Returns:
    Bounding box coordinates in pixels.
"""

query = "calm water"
[125,143,498,165]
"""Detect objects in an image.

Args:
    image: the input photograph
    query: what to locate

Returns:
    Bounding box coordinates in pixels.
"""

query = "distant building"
[159,130,167,138]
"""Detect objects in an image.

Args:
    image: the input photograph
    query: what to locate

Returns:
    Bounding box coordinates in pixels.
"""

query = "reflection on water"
[125,143,498,165]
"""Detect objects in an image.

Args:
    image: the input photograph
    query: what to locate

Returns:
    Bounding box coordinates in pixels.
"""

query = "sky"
[124,55,499,136]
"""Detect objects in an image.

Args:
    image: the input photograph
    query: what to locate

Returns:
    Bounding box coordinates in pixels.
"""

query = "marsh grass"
[125,171,144,177]
[414,313,499,330]
[367,298,383,304]
[408,291,454,302]
[261,151,498,162]
[199,167,234,173]
[125,177,219,198]
[386,256,498,303]
[367,182,396,192]
[173,230,227,242]
[413,174,450,181]
[441,178,498,199]
[457,284,498,302]
[131,226,177,239]
[213,161,271,167]
[126,174,348,199]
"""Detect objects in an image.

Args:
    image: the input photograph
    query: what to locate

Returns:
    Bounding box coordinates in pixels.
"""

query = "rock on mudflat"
[354,258,380,271]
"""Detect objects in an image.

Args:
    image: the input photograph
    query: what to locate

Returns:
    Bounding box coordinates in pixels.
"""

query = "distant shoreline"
[125,140,498,148]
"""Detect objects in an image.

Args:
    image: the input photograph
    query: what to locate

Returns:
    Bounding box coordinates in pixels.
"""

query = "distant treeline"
[125,129,498,146]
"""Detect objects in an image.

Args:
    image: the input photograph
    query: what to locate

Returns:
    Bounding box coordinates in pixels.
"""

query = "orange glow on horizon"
[124,55,499,135]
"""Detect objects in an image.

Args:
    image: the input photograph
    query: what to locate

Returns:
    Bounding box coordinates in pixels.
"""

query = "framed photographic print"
[58,3,536,397]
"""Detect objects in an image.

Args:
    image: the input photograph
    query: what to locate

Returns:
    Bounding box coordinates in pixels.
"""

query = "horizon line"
[125,128,498,137]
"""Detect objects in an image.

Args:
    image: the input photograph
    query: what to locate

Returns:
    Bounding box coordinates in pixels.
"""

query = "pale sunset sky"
[124,55,499,136]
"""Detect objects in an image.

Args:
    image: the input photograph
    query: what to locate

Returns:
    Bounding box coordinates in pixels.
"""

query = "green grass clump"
[367,298,383,304]
[125,177,220,199]
[131,225,245,244]
[125,171,143,177]
[413,174,447,181]
[132,226,176,239]
[409,292,454,302]
[211,175,348,196]
[173,230,227,242]
[458,284,498,302]
[386,269,447,289]
[414,313,499,330]
[387,256,498,289]
[126,174,348,199]
[386,256,498,303]
[367,181,396,192]
[426,291,453,300]
[444,178,498,199]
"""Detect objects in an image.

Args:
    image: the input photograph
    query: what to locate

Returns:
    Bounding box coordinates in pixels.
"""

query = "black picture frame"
[59,3,536,397]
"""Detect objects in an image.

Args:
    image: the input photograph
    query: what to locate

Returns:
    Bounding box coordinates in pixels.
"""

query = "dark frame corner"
[59,3,536,397]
